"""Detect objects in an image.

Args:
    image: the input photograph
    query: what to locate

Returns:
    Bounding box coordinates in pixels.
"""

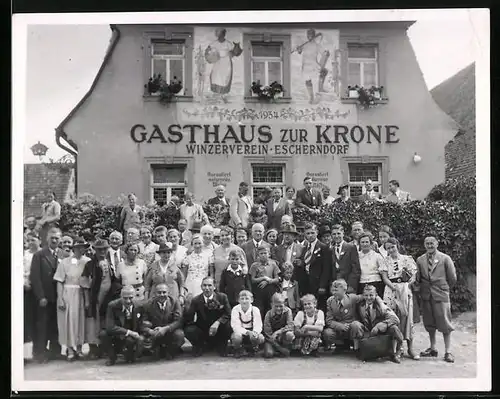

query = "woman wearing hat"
[334,184,351,203]
[144,242,186,302]
[53,237,91,361]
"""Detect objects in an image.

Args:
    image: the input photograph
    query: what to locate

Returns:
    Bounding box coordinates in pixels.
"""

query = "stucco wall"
[63,23,457,204]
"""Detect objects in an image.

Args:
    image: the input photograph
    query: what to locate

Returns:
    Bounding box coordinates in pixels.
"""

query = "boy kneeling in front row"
[230,290,265,358]
[262,293,295,358]
[99,285,145,366]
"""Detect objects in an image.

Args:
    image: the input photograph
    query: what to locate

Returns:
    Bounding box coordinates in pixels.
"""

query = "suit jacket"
[416,250,457,303]
[30,247,59,303]
[142,295,182,332]
[358,191,382,202]
[184,292,231,330]
[292,240,332,296]
[240,240,272,267]
[331,241,361,293]
[357,299,400,331]
[325,293,364,328]
[105,298,145,337]
[271,242,305,270]
[229,195,253,229]
[81,256,122,319]
[295,188,323,209]
[265,198,291,230]
[207,196,230,207]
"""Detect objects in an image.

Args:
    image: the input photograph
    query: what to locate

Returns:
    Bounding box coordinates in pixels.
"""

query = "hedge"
[59,177,476,312]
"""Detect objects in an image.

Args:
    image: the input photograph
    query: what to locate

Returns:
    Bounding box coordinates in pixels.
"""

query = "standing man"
[240,223,271,268]
[30,227,63,363]
[416,236,457,363]
[385,180,412,203]
[207,185,230,207]
[292,223,332,311]
[107,231,124,272]
[359,179,382,202]
[295,176,323,214]
[349,221,364,250]
[331,224,361,294]
[141,283,185,360]
[265,188,292,230]
[229,182,253,230]
[99,286,145,366]
[271,224,305,271]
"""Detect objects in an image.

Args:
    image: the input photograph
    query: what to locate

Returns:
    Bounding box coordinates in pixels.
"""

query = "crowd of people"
[23,176,458,368]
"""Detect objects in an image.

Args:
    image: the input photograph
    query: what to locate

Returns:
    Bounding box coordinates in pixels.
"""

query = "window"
[251,164,285,199]
[348,163,382,197]
[347,44,378,88]
[244,33,291,99]
[150,164,187,206]
[151,40,186,95]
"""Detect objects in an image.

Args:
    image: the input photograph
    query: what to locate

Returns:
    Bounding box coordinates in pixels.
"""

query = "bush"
[59,179,476,312]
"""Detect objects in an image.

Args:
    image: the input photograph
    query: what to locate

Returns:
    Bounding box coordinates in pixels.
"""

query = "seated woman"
[379,238,420,360]
[292,294,325,356]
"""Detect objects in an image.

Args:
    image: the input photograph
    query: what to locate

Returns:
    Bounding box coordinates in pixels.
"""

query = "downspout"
[54,24,121,196]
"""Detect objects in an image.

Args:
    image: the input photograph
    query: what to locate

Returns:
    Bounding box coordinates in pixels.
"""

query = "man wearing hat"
[318,225,334,250]
[271,224,305,271]
[229,182,253,229]
[334,184,350,203]
[294,221,307,246]
[99,285,146,366]
[141,282,185,360]
[80,238,122,359]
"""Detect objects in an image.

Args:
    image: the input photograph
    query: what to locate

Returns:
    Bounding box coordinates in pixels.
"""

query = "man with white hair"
[107,231,124,273]
[239,223,271,267]
[207,185,230,207]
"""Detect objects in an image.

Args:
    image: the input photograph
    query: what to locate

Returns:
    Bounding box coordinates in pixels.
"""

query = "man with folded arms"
[141,283,185,360]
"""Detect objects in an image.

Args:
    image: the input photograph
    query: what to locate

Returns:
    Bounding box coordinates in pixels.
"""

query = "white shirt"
[203,294,215,303]
[109,248,122,268]
[273,200,280,211]
[293,310,325,328]
[284,242,295,264]
[253,239,263,248]
[226,265,243,274]
[230,304,262,335]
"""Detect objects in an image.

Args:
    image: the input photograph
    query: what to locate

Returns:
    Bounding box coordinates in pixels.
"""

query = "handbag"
[400,267,412,283]
[357,334,393,361]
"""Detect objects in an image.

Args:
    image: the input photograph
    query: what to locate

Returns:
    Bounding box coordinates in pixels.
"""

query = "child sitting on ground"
[230,290,265,358]
[219,250,252,307]
[263,293,295,358]
[279,262,300,317]
[293,294,325,357]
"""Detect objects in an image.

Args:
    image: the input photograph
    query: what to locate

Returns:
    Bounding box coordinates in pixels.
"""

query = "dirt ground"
[23,312,477,380]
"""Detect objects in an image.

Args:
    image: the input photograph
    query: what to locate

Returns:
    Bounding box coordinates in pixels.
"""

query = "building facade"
[56,22,458,205]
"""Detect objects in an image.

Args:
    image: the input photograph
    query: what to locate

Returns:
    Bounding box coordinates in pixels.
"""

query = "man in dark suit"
[207,185,230,207]
[240,223,271,267]
[30,227,62,363]
[295,176,323,214]
[330,224,361,294]
[271,224,305,271]
[141,283,185,360]
[99,286,145,366]
[292,222,332,311]
[265,188,292,230]
[184,277,232,357]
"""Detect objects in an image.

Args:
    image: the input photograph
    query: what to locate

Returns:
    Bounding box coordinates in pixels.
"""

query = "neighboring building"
[23,163,75,219]
[56,22,458,205]
[431,63,475,180]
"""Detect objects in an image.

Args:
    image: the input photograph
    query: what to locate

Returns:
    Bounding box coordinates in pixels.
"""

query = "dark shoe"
[444,352,455,363]
[233,348,245,359]
[105,359,116,366]
[311,350,320,357]
[191,346,203,357]
[420,348,438,357]
[390,354,401,364]
[164,351,174,361]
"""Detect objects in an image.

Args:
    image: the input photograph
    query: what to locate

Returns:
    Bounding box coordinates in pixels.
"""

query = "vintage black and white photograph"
[12,9,489,391]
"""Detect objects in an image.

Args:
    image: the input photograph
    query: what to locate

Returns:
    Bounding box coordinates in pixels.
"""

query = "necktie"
[125,306,132,319]
[428,255,434,274]
[304,244,312,272]
[114,251,119,268]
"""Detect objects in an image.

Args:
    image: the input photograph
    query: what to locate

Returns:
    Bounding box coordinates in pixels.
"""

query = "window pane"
[348,62,361,87]
[169,59,184,83]
[348,163,380,183]
[252,61,266,84]
[171,187,186,201]
[153,41,184,56]
[152,165,186,183]
[153,59,166,77]
[349,186,363,197]
[363,63,377,87]
[268,62,282,84]
[252,165,284,183]
[153,188,168,207]
[348,45,376,59]
[252,43,281,58]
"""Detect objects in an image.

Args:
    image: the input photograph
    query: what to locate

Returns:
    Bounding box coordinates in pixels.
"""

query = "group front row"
[100,277,408,365]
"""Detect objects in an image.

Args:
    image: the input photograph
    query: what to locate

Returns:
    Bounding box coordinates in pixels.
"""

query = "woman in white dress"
[53,238,90,361]
[167,228,188,269]
[378,225,394,257]
[205,28,237,96]
[379,237,420,360]
[138,227,159,270]
[357,232,385,297]
[182,234,214,298]
[116,242,148,301]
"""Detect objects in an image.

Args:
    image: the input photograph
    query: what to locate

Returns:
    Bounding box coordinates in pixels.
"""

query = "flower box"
[348,89,359,99]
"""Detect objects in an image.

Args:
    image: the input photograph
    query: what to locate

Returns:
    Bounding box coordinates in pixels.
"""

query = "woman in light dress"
[53,238,90,361]
[138,227,159,270]
[182,234,214,298]
[357,232,385,297]
[167,228,188,269]
[205,28,237,98]
[379,237,420,360]
[116,242,148,301]
[378,225,394,258]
